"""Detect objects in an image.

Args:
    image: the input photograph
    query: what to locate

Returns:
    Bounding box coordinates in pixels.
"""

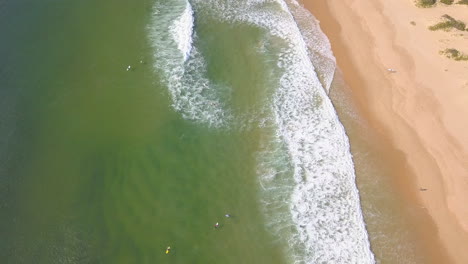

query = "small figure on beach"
[165,246,171,254]
[225,214,231,218]
[126,65,132,71]
[214,222,220,228]
[387,68,397,73]
[419,187,428,191]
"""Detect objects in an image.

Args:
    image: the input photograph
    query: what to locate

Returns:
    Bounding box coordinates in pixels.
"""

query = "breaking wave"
[149,0,375,263]
[169,1,194,62]
[149,0,231,127]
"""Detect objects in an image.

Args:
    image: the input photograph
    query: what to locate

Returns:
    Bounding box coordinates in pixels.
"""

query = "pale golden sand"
[303,0,468,263]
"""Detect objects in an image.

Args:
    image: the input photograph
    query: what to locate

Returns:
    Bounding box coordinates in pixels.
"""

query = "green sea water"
[8,0,443,262]
[0,0,286,263]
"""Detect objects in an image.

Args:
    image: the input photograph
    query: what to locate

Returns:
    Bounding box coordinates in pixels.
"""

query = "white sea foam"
[187,0,375,263]
[285,0,336,94]
[270,2,374,262]
[150,0,374,262]
[149,0,230,127]
[169,1,194,62]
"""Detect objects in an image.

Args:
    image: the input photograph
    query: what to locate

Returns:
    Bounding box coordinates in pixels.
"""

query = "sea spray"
[149,0,375,263]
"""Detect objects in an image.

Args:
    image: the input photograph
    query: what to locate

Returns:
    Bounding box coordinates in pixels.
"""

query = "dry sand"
[302,0,468,263]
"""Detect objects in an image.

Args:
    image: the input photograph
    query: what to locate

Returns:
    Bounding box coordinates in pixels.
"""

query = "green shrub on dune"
[416,0,468,7]
[440,48,468,61]
[429,14,466,31]
[417,0,437,7]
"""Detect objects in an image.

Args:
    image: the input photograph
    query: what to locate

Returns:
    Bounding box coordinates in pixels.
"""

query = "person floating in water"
[225,214,231,218]
[214,222,220,228]
[126,65,132,71]
[165,246,171,254]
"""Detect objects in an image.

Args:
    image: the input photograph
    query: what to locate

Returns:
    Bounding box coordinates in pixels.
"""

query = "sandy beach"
[303,0,468,263]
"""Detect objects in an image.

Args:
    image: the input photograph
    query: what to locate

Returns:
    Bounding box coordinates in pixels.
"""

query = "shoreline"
[303,0,468,263]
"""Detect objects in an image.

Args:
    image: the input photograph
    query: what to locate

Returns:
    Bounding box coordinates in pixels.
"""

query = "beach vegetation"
[441,0,454,4]
[429,14,466,31]
[457,0,468,4]
[440,48,468,61]
[416,0,436,7]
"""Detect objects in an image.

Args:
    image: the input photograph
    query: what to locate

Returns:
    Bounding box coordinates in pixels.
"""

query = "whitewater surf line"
[286,0,336,94]
[149,0,231,127]
[169,0,194,62]
[149,0,375,263]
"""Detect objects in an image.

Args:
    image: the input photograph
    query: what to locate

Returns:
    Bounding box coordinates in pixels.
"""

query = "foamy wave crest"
[286,0,336,94]
[190,0,375,263]
[149,0,230,127]
[169,1,194,62]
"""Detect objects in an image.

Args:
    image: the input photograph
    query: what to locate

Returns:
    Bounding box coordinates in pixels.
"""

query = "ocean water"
[1,0,375,263]
[149,0,374,263]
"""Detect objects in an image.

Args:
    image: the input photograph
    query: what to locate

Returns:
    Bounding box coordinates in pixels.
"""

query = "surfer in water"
[165,246,171,254]
[225,214,231,218]
[214,222,220,228]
